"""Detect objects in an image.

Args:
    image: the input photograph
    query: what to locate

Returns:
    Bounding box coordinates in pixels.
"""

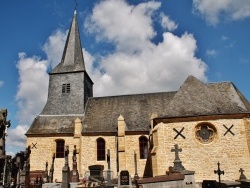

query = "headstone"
[62,145,70,188]
[214,162,224,188]
[239,168,247,180]
[71,145,79,182]
[48,153,55,183]
[171,144,185,172]
[118,170,132,188]
[43,161,48,183]
[133,151,139,181]
[88,165,104,182]
[18,146,31,187]
[106,149,113,186]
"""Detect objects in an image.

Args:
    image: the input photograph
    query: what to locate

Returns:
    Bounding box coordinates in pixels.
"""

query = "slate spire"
[51,10,85,74]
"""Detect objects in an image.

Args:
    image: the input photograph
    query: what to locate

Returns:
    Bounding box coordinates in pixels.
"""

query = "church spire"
[50,10,86,74]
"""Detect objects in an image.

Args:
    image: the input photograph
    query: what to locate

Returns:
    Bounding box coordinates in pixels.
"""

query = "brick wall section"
[151,118,250,182]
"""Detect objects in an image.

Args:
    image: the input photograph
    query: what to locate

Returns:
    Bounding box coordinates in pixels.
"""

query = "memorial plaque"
[120,170,130,185]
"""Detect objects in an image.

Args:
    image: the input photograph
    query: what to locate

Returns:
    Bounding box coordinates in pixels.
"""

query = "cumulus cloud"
[0,81,4,88]
[193,0,250,25]
[8,27,67,153]
[43,29,68,68]
[160,12,178,31]
[6,125,28,154]
[85,0,161,53]
[16,53,49,124]
[85,0,207,96]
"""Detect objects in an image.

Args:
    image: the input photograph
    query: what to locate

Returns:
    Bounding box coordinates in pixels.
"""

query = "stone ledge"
[137,173,184,184]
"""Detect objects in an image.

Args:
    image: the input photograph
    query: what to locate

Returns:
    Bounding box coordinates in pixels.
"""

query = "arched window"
[139,136,148,159]
[97,138,105,161]
[56,140,65,158]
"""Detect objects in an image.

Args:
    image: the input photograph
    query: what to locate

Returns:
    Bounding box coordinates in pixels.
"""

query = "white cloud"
[16,53,49,124]
[0,81,4,88]
[85,0,161,53]
[160,12,178,31]
[6,125,28,153]
[193,0,250,25]
[91,32,207,96]
[43,29,67,68]
[85,0,207,96]
[10,28,67,154]
[206,49,217,57]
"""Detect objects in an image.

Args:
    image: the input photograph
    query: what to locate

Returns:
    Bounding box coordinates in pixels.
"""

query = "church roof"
[82,92,176,134]
[161,75,250,118]
[82,76,250,134]
[26,76,250,136]
[26,115,83,135]
[50,10,86,74]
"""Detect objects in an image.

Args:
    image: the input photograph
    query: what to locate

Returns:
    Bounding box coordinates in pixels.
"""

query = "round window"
[195,123,216,144]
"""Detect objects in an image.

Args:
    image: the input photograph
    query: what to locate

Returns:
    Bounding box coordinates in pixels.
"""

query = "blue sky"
[0,0,250,155]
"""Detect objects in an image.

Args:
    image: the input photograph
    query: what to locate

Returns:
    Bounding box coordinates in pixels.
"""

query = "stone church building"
[26,11,250,183]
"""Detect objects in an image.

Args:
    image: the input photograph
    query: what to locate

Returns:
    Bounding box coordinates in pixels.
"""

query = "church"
[26,10,250,183]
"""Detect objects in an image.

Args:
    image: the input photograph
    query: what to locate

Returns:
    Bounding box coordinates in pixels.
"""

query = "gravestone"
[171,144,185,172]
[48,153,55,183]
[62,145,70,188]
[106,149,113,187]
[88,165,104,182]
[239,168,247,180]
[71,145,79,182]
[118,170,132,188]
[133,151,139,181]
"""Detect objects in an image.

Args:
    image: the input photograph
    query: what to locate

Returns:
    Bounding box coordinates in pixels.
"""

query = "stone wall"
[151,118,250,182]
[27,136,78,182]
[81,134,148,179]
[27,133,148,182]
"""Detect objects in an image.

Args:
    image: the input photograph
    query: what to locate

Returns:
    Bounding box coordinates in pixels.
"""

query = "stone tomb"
[118,170,132,188]
[88,165,104,182]
[137,144,196,188]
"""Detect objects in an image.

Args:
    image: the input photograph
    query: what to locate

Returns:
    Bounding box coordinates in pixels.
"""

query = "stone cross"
[171,144,182,161]
[214,162,224,188]
[134,151,139,181]
[48,153,55,183]
[62,145,70,188]
[239,168,247,180]
[171,144,185,171]
[106,149,112,186]
[65,145,69,166]
[71,145,79,182]
[43,161,48,182]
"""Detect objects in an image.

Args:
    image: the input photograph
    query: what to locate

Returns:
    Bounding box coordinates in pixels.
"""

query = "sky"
[0,0,250,155]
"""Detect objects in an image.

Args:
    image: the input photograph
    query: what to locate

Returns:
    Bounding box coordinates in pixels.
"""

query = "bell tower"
[41,10,93,116]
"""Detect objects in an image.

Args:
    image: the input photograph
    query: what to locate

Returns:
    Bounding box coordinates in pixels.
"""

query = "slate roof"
[50,10,86,74]
[161,76,250,118]
[26,115,83,135]
[26,75,250,136]
[82,92,176,134]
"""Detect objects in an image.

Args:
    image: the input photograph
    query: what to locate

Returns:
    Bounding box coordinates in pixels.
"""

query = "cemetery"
[1,3,250,188]
[1,108,250,187]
